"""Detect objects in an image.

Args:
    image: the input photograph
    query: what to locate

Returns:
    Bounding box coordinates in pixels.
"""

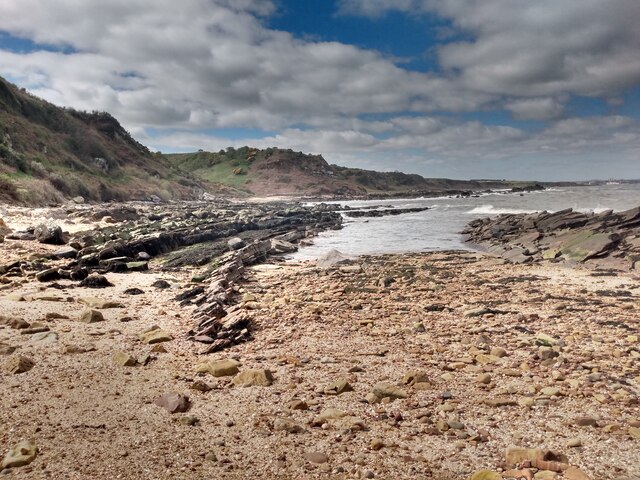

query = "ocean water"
[291,184,640,260]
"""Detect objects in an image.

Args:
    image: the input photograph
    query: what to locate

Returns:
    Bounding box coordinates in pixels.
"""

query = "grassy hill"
[0,76,229,205]
[166,147,547,198]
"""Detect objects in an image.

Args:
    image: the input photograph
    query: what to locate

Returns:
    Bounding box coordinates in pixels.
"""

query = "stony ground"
[1,245,639,479]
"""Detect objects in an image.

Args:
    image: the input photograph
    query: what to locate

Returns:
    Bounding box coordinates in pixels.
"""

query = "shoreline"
[0,202,638,479]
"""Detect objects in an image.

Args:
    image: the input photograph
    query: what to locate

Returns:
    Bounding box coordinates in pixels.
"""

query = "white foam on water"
[466,204,539,215]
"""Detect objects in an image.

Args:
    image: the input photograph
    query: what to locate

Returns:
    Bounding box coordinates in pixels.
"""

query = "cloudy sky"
[1,0,639,180]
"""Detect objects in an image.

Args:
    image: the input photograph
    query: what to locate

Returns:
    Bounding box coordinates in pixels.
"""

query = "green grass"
[165,148,256,191]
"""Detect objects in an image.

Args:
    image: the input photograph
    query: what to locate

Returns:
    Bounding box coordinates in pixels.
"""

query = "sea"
[291,183,640,260]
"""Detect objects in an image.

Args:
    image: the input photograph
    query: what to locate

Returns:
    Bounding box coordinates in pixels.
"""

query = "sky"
[0,0,639,181]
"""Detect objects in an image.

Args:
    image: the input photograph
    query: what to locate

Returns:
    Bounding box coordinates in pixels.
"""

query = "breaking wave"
[466,204,539,215]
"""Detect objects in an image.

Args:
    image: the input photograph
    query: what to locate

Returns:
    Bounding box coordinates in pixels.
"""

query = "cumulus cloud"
[0,0,638,179]
[0,0,489,131]
[339,0,640,99]
[505,97,565,121]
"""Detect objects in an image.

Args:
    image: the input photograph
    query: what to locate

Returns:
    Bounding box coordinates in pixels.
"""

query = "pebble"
[566,438,582,448]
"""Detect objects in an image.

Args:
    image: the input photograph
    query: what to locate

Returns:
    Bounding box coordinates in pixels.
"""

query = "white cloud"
[505,97,565,121]
[0,0,638,179]
[339,0,640,99]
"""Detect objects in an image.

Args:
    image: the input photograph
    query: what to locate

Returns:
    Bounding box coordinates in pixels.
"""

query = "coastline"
[0,202,639,479]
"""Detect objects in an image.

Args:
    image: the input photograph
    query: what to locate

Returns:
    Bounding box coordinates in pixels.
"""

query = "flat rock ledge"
[463,206,640,269]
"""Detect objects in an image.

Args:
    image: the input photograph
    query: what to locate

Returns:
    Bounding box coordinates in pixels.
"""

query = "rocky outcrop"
[0,200,341,353]
[463,206,640,268]
[342,206,429,218]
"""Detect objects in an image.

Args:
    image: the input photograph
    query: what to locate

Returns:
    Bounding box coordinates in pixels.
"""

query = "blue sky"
[0,0,639,180]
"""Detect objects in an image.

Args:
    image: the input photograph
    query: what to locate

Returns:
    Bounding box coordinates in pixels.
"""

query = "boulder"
[36,268,60,282]
[34,223,65,244]
[227,237,245,250]
[79,274,114,288]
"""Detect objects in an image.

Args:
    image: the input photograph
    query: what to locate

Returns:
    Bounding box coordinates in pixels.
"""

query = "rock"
[559,231,619,262]
[403,371,430,386]
[312,408,346,426]
[232,369,273,387]
[190,380,212,392]
[0,218,12,236]
[152,279,172,289]
[5,355,34,374]
[540,386,562,396]
[80,274,114,288]
[228,237,245,250]
[178,415,199,426]
[139,326,173,344]
[464,306,492,317]
[574,416,598,427]
[113,351,137,367]
[502,247,533,264]
[79,309,104,323]
[505,447,543,467]
[372,382,407,400]
[269,239,297,254]
[53,246,78,259]
[566,438,582,448]
[34,223,64,244]
[196,359,240,377]
[485,398,517,407]
[535,333,559,347]
[533,450,569,472]
[31,332,58,345]
[36,268,60,282]
[490,347,507,358]
[469,471,503,480]
[2,317,29,329]
[316,249,352,268]
[303,452,328,464]
[503,470,533,480]
[77,297,124,309]
[476,373,492,384]
[273,418,305,434]
[126,261,148,271]
[564,467,591,480]
[0,343,17,355]
[123,288,145,295]
[324,379,354,395]
[153,393,190,413]
[1,440,38,469]
[628,426,640,439]
[370,439,385,451]
[289,399,308,411]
